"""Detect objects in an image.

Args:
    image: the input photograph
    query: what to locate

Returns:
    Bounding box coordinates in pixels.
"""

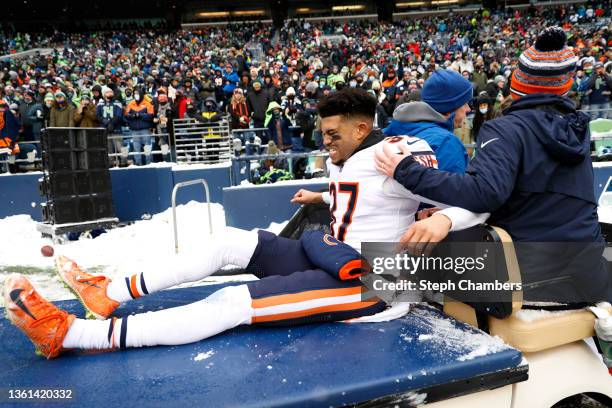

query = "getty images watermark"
[369,251,521,293]
[359,241,611,304]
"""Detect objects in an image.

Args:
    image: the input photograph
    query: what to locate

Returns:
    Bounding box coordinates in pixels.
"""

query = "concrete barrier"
[223,179,328,230]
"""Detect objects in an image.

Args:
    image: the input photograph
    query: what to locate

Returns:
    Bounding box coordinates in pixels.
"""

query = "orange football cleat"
[3,273,75,359]
[55,255,119,320]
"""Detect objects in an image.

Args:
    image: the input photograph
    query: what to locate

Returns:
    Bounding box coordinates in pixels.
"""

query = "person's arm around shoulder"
[376,121,520,213]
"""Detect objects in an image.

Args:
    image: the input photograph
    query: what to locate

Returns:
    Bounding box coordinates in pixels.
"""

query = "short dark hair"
[317,88,376,120]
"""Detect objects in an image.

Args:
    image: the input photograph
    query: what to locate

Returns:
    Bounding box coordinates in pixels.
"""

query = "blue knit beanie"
[421,69,473,114]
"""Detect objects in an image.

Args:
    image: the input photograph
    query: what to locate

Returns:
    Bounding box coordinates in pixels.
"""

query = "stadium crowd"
[0,2,610,173]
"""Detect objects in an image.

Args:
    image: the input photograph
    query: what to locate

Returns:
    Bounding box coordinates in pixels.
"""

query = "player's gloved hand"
[397,213,452,256]
[291,189,323,204]
[374,140,412,178]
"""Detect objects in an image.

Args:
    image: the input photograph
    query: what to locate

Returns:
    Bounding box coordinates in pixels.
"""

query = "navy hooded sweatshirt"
[393,94,610,301]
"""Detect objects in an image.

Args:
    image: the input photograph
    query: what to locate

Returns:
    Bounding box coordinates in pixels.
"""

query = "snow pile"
[0,201,284,305]
[0,201,226,270]
[405,307,511,362]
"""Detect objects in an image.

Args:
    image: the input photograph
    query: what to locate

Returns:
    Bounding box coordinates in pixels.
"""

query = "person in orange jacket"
[0,100,21,173]
[124,87,155,165]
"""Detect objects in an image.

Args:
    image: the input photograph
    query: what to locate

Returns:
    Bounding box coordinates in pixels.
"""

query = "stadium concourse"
[0,2,610,174]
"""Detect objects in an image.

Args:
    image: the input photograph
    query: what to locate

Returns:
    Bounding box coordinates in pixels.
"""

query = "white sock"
[106,228,259,303]
[63,318,117,350]
[64,284,253,350]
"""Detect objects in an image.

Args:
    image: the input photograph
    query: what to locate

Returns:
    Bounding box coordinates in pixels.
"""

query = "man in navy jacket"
[375,27,611,303]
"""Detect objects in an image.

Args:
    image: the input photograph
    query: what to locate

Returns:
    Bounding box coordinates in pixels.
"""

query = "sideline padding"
[0,284,525,407]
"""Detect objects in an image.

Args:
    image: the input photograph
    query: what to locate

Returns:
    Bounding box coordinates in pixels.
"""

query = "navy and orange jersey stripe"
[247,269,385,326]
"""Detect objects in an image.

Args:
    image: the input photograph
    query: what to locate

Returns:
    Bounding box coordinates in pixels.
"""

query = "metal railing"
[0,139,42,172]
[172,118,233,164]
[171,179,213,254]
[230,150,329,185]
[106,132,173,165]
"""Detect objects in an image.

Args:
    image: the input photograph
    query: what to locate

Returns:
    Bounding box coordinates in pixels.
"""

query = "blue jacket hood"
[383,102,467,173]
[504,94,590,166]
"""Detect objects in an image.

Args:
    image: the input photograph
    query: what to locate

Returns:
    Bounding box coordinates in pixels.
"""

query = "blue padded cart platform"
[0,284,527,407]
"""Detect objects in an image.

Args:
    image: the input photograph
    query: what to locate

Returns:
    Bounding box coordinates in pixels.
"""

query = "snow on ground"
[0,201,286,306]
[193,349,215,362]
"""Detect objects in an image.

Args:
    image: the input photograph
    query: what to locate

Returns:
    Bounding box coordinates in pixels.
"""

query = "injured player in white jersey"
[4,88,488,359]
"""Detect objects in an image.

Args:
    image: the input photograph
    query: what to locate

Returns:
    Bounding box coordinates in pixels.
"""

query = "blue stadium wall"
[2,163,612,231]
[0,164,233,223]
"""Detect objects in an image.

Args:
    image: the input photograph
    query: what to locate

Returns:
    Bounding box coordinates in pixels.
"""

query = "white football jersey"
[327,135,439,252]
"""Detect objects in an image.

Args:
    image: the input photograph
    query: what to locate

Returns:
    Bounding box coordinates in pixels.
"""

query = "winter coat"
[383,102,468,173]
[247,89,271,123]
[49,103,75,127]
[197,97,222,124]
[265,101,292,150]
[74,103,99,128]
[228,100,250,130]
[125,99,155,131]
[18,101,44,141]
[96,99,124,133]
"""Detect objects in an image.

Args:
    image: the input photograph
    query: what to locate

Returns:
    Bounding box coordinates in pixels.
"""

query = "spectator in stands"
[49,91,75,127]
[586,61,612,120]
[97,87,125,167]
[197,74,215,104]
[74,95,99,128]
[172,89,188,120]
[125,87,155,166]
[227,88,250,131]
[485,75,510,110]
[471,63,488,95]
[18,90,44,143]
[265,101,292,151]
[182,78,198,102]
[470,94,499,145]
[0,100,21,173]
[295,98,318,151]
[196,97,223,162]
[197,97,223,124]
[91,85,103,106]
[247,80,270,133]
[42,93,54,128]
[154,91,172,162]
[383,69,471,173]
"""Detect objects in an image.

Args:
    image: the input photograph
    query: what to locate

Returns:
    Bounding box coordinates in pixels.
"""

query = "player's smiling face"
[321,115,368,165]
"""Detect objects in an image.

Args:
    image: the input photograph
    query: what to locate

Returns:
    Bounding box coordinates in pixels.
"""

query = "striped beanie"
[510,27,578,100]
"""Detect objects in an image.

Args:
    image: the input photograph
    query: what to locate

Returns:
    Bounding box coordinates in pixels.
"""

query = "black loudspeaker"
[42,128,107,151]
[43,150,76,172]
[39,170,112,198]
[45,194,114,224]
[76,149,108,170]
[40,128,116,225]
